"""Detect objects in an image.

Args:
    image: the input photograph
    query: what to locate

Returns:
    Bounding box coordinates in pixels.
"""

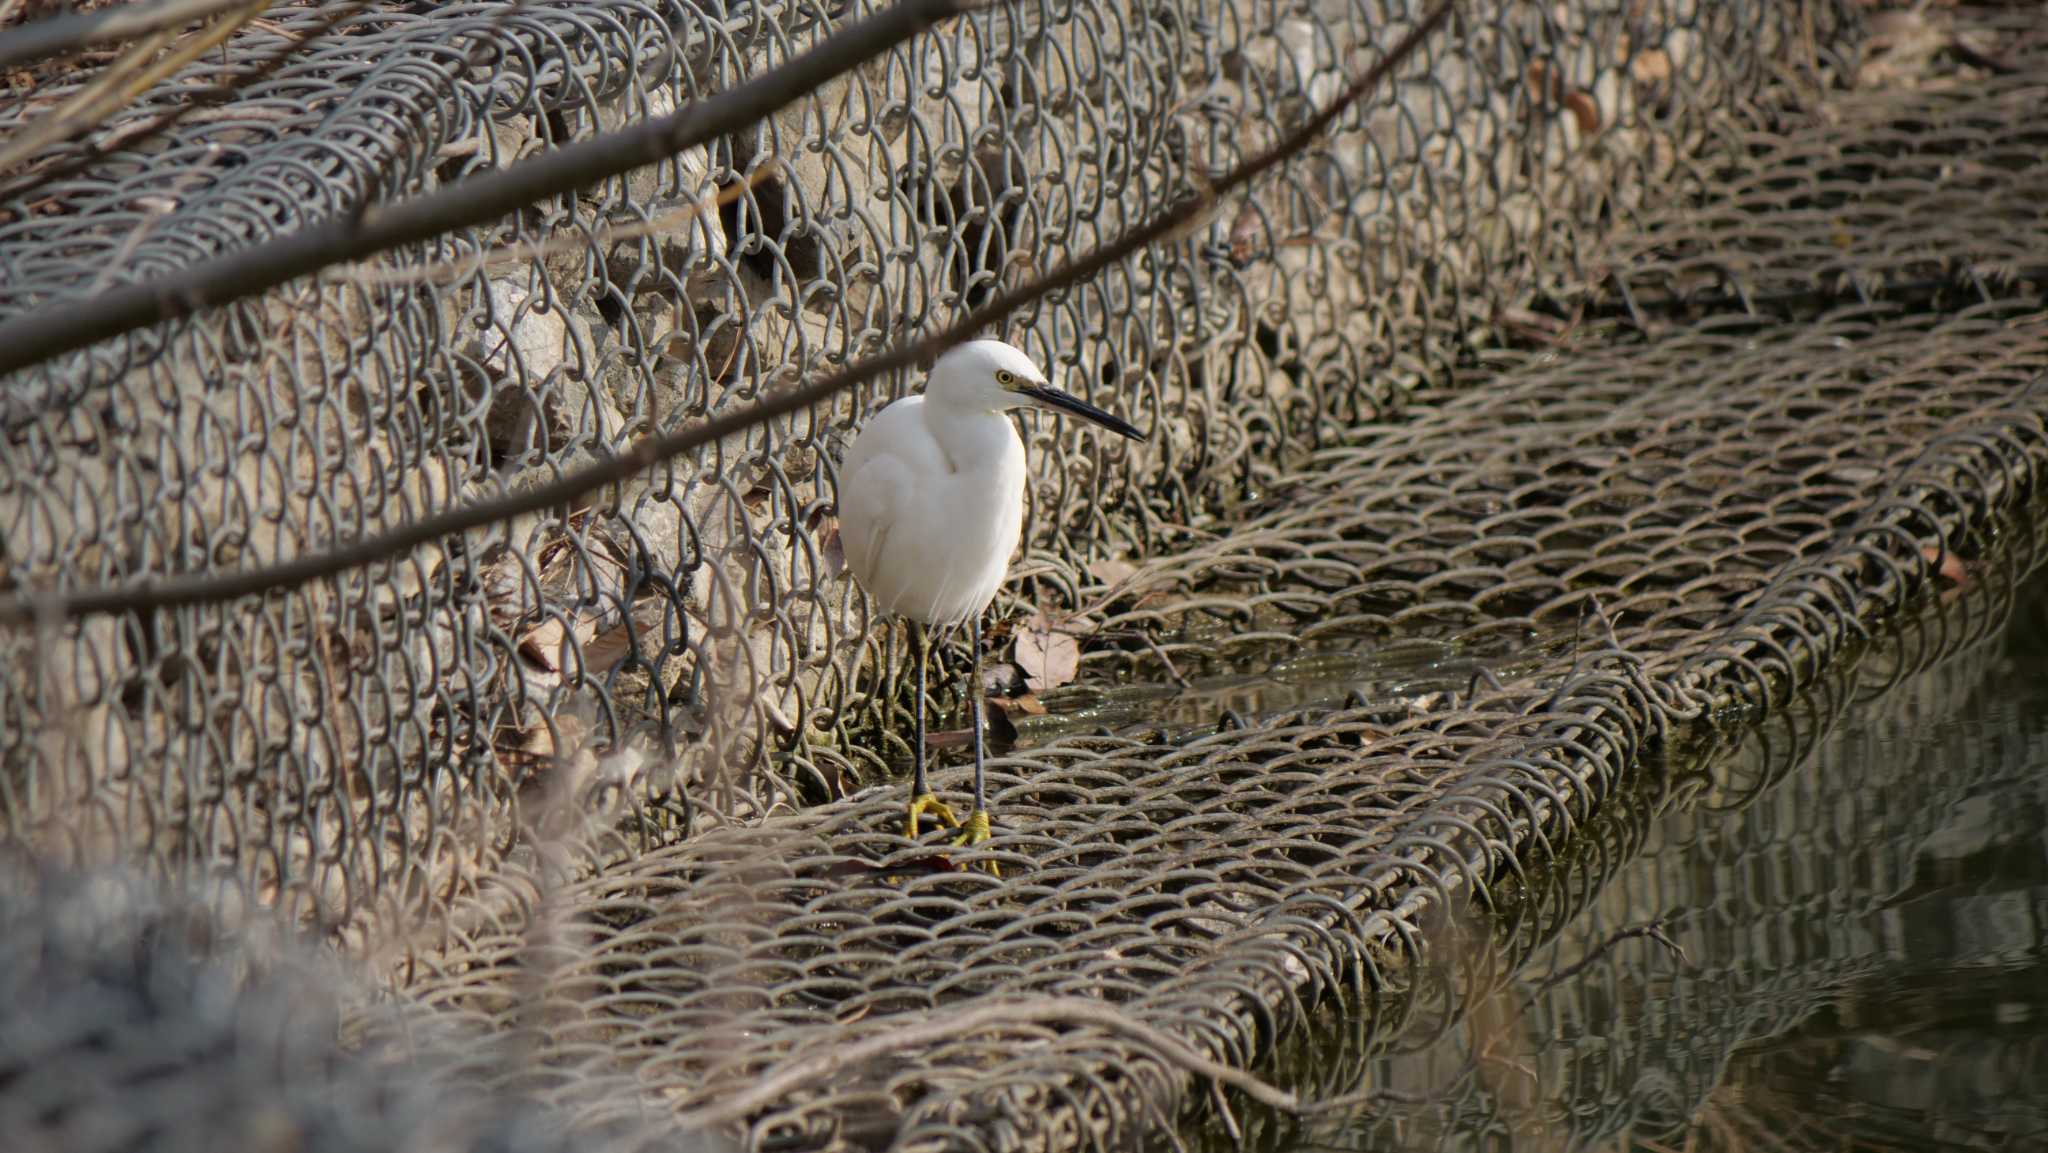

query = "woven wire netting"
[5,0,2048,1151]
[0,850,728,1153]
[0,0,1848,934]
[1252,553,2048,1152]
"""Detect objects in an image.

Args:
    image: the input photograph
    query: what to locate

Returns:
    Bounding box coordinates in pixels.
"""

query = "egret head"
[926,339,1145,441]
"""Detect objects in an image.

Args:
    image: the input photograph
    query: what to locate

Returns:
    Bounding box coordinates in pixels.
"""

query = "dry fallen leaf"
[582,599,670,676]
[989,693,1047,717]
[1561,89,1601,135]
[820,522,846,580]
[519,617,567,672]
[1630,48,1671,86]
[1920,546,1968,586]
[1088,557,1139,588]
[1014,613,1082,693]
[1229,199,1263,263]
[581,620,637,675]
[925,728,972,749]
[981,660,1027,698]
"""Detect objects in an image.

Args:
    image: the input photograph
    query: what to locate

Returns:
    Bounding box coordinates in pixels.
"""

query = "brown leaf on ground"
[1087,557,1138,587]
[819,522,845,579]
[980,660,1027,697]
[989,693,1047,717]
[1014,613,1082,693]
[582,599,671,675]
[1561,89,1600,135]
[519,617,568,672]
[1630,48,1671,86]
[1920,546,1968,586]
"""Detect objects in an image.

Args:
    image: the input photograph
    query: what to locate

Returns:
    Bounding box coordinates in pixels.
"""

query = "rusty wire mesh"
[373,301,2048,1153]
[0,850,723,1153]
[5,1,2048,1151]
[1235,564,2048,1153]
[0,0,1848,936]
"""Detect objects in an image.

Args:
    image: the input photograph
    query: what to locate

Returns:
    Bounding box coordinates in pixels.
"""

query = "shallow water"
[1262,583,2048,1151]
[1008,631,1558,749]
[998,574,2048,1150]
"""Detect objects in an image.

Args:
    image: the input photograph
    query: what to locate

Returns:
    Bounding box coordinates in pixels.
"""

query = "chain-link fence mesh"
[0,849,731,1153]
[1272,559,2048,1152]
[4,0,2048,1150]
[0,0,1852,936]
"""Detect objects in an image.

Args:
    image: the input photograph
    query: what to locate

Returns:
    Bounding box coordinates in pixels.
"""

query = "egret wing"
[838,399,935,598]
[839,449,913,588]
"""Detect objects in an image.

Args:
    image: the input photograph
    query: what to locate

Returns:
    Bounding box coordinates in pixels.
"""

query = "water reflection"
[1009,633,1558,749]
[1277,582,2048,1151]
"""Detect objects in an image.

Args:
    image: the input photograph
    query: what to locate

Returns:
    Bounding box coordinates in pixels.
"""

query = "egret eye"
[996,370,1017,386]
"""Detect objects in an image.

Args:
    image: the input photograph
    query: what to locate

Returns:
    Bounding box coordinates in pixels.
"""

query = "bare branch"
[0,0,278,71]
[0,1,268,174]
[2,0,1456,623]
[0,0,978,375]
[1519,917,1694,1012]
[676,995,1302,1128]
[328,160,783,289]
[0,2,376,205]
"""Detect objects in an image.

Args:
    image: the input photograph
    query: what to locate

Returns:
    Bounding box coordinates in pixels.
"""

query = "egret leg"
[904,621,958,839]
[957,613,997,875]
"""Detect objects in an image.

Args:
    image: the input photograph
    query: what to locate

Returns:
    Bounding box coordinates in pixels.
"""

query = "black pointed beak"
[1017,384,1146,441]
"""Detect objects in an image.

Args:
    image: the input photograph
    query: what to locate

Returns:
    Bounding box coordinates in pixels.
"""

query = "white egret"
[839,339,1145,867]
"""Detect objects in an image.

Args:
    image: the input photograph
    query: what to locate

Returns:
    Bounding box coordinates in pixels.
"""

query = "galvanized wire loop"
[11,3,2048,1151]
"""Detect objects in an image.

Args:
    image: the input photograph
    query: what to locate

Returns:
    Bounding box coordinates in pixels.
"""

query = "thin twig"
[1519,918,1691,1011]
[1142,633,1191,688]
[0,2,374,205]
[675,996,1301,1128]
[330,160,783,288]
[0,0,277,70]
[1250,1068,1472,1118]
[1098,628,1189,687]
[2,0,1457,623]
[0,0,979,375]
[0,1,270,175]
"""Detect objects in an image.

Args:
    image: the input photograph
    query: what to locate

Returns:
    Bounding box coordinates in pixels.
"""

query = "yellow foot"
[905,793,960,840]
[954,809,999,877]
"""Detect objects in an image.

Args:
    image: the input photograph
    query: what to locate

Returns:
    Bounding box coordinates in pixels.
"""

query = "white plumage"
[836,338,1143,863]
[839,342,1035,628]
